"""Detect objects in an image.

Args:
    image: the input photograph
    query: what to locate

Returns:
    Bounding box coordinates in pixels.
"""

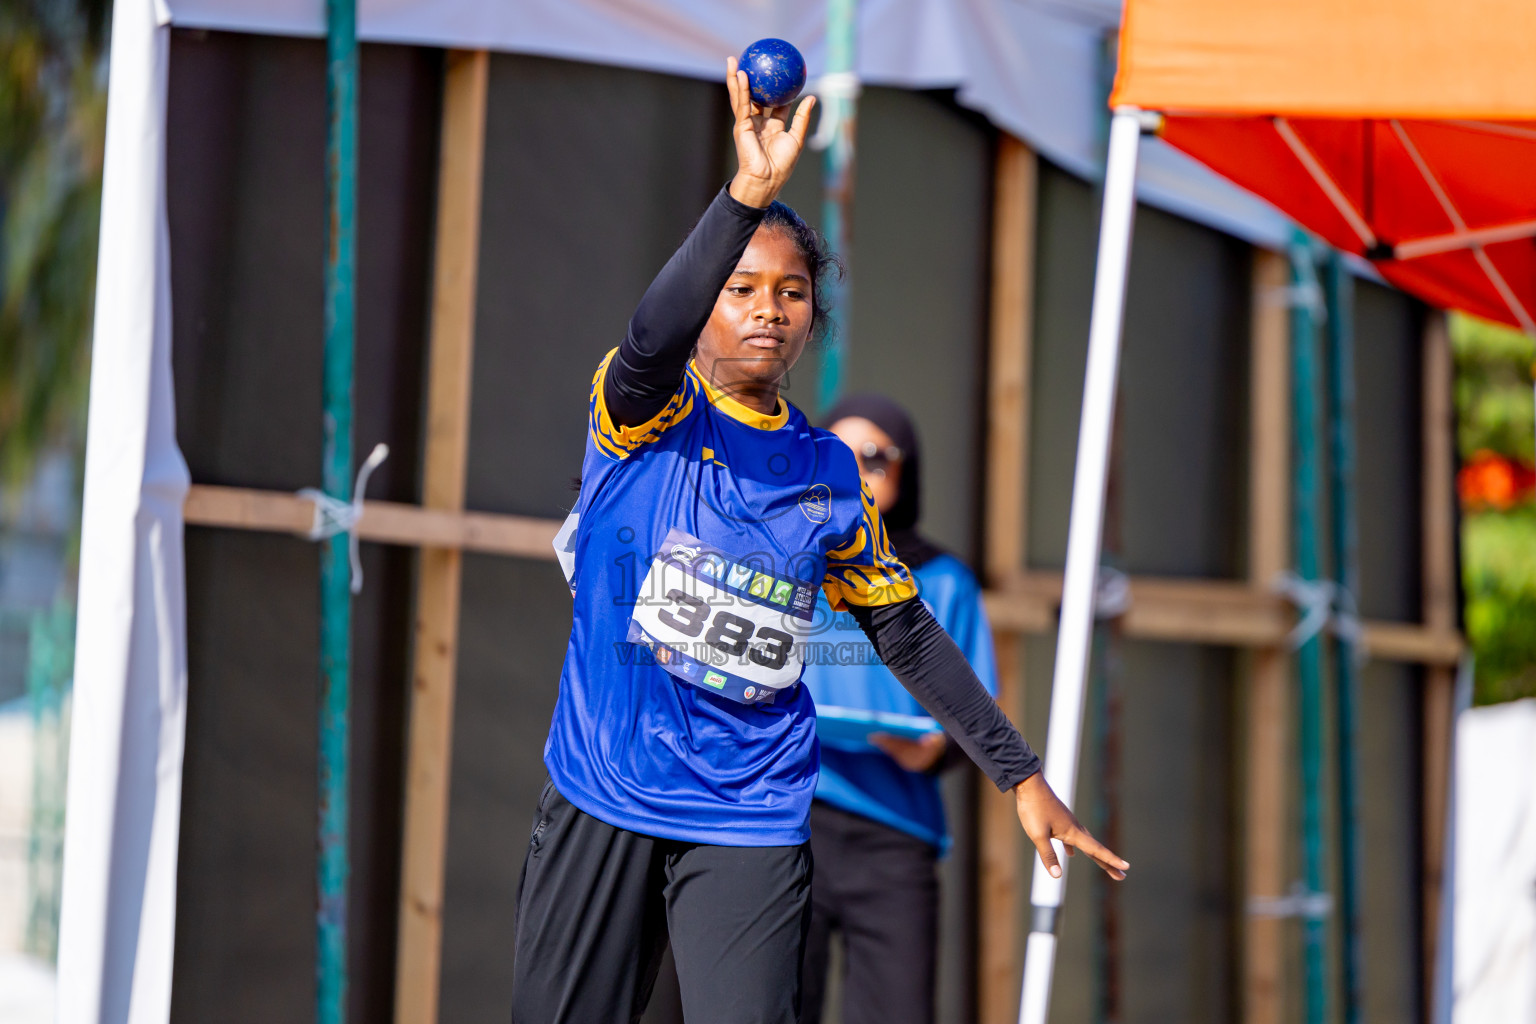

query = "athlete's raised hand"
[1014,771,1129,881]
[726,56,816,209]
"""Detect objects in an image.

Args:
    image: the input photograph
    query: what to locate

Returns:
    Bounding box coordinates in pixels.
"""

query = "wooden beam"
[185,484,1459,667]
[984,134,1037,588]
[1362,623,1461,666]
[1419,308,1457,1014]
[395,49,490,1024]
[979,133,1037,1024]
[979,630,1026,1024]
[184,484,559,560]
[1243,248,1291,1024]
[984,572,1459,665]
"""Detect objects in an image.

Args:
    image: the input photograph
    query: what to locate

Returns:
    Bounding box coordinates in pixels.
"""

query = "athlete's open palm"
[726,57,815,209]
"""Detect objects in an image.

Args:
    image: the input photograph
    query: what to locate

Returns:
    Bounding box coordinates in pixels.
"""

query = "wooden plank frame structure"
[977,133,1037,1024]
[1243,249,1292,1024]
[175,87,1467,1018]
[392,49,490,1024]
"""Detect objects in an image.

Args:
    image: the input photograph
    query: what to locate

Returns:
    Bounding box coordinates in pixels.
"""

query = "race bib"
[628,528,819,704]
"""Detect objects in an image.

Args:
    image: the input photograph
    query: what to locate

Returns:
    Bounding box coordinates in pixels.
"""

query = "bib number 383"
[627,529,818,704]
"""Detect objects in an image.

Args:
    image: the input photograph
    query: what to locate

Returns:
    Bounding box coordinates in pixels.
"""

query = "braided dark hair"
[759,200,844,347]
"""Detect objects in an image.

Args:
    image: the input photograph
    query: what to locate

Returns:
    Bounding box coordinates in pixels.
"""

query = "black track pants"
[799,801,939,1024]
[511,780,813,1024]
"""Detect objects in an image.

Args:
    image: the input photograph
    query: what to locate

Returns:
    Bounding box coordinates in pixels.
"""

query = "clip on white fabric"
[298,442,390,595]
[809,71,862,151]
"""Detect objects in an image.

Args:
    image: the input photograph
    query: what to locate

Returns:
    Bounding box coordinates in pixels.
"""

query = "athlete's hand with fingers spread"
[1014,772,1129,881]
[726,56,816,209]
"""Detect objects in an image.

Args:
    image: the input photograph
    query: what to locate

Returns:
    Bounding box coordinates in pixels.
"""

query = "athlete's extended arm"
[848,598,1129,881]
[604,61,815,428]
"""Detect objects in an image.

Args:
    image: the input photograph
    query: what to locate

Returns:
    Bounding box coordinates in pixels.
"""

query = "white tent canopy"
[60,2,1292,1023]
[166,0,1291,247]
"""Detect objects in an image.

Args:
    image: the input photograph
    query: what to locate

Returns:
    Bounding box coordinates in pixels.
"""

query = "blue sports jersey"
[543,351,916,846]
[800,554,998,851]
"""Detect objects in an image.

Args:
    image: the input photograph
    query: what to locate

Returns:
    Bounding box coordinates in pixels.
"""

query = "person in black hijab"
[799,395,998,1024]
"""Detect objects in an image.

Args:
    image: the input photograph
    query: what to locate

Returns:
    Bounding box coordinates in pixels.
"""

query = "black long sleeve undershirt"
[605,187,767,427]
[848,598,1041,793]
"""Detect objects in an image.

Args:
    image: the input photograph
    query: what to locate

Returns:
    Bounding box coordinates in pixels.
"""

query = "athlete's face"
[695,226,814,411]
[829,416,902,514]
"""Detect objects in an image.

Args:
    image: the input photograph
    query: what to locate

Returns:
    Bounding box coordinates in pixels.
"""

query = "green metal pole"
[1289,231,1329,1024]
[1324,250,1364,1024]
[817,0,857,414]
[320,0,356,1020]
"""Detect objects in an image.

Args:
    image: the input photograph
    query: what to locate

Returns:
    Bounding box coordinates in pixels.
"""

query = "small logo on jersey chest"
[799,484,831,524]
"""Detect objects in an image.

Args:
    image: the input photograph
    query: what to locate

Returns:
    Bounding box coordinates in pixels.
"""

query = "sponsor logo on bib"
[703,670,727,690]
[742,686,757,701]
[799,483,831,523]
[669,542,702,565]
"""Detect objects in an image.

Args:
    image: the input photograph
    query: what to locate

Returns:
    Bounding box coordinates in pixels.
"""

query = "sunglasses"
[853,440,903,479]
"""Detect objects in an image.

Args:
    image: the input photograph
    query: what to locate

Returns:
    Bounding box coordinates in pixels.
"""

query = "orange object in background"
[1460,451,1536,510]
[1113,0,1536,333]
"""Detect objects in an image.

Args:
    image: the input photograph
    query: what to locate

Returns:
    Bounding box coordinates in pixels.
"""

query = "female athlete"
[511,58,1127,1024]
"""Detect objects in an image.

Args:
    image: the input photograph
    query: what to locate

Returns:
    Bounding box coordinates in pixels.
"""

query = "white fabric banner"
[163,0,1292,248]
[1453,698,1536,1023]
[55,0,190,1020]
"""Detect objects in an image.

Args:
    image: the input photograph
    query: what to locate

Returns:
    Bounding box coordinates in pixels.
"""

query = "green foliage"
[0,2,106,487]
[1451,313,1536,703]
[1463,508,1536,703]
[1451,313,1534,463]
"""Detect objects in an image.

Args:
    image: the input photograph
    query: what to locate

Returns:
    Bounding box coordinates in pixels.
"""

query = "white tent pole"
[1018,106,1146,1024]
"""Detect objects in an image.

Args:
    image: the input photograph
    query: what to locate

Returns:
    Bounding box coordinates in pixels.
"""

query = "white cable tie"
[1330,585,1367,667]
[1271,571,1337,649]
[1286,243,1330,324]
[811,71,862,101]
[1247,881,1334,920]
[1094,565,1132,620]
[809,72,861,151]
[1262,281,1326,319]
[297,442,390,595]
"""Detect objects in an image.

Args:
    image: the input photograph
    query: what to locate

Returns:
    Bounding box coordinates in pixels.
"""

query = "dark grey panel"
[174,529,417,1024]
[1353,282,1423,622]
[1349,284,1425,1022]
[1357,662,1422,1024]
[168,31,435,504]
[1029,164,1249,578]
[777,88,994,568]
[465,54,727,519]
[167,29,438,1024]
[174,529,318,1024]
[1023,633,1238,1024]
[437,555,570,1022]
[1026,166,1097,571]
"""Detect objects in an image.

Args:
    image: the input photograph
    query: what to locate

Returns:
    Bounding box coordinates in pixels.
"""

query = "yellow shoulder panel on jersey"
[822,479,916,609]
[589,348,696,459]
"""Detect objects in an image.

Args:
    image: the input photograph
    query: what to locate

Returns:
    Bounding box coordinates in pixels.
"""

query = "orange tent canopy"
[1112,0,1536,331]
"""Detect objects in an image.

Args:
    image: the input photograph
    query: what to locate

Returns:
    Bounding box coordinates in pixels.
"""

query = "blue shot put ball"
[739,38,807,108]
